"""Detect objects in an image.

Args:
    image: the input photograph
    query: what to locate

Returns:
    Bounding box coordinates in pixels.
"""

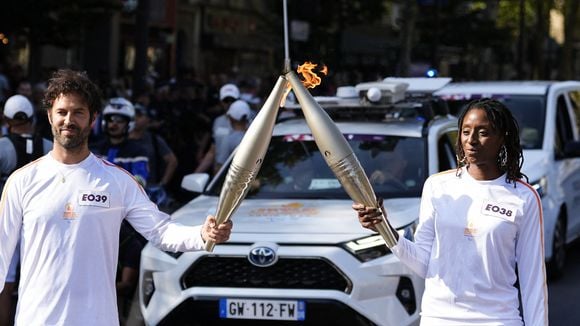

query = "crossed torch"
[204,63,398,252]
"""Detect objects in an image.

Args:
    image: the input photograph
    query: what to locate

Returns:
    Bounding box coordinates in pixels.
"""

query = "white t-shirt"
[0,152,205,326]
[391,167,548,326]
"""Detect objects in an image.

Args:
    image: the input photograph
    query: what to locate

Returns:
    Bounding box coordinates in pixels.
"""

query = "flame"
[297,61,328,89]
[281,61,328,107]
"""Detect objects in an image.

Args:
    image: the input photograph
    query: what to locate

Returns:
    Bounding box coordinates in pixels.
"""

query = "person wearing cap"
[129,103,178,208]
[0,69,233,326]
[214,99,252,172]
[213,83,240,150]
[194,83,240,175]
[0,94,52,326]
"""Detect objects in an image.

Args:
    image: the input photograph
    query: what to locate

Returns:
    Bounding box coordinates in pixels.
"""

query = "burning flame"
[281,61,328,107]
[297,61,328,89]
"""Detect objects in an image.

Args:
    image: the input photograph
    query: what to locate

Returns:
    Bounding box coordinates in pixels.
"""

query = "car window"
[568,90,580,133]
[208,134,426,199]
[438,130,458,172]
[555,94,574,159]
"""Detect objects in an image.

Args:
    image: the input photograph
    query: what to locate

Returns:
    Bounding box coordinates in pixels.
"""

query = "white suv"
[138,82,458,325]
[435,81,580,279]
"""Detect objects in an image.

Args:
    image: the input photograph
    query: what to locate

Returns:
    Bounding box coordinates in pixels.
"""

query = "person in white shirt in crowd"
[214,99,252,172]
[0,69,233,326]
[194,83,239,175]
[354,98,548,326]
[0,94,52,326]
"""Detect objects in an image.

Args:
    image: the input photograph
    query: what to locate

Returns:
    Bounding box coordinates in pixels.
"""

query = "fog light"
[142,270,156,307]
[396,276,416,315]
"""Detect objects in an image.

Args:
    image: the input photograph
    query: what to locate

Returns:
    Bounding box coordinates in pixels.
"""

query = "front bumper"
[139,243,423,326]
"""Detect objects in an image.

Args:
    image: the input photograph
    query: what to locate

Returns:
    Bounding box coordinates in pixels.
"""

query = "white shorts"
[5,241,20,283]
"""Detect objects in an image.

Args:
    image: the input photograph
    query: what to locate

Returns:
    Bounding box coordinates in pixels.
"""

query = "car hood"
[170,196,419,244]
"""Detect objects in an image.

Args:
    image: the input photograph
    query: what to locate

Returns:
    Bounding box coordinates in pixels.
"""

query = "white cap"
[227,100,251,121]
[219,83,240,101]
[3,95,34,120]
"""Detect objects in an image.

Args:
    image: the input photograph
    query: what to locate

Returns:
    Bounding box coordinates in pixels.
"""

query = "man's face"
[48,93,95,150]
[105,114,129,138]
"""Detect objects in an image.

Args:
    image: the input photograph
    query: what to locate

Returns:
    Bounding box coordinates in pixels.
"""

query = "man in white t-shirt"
[0,69,233,326]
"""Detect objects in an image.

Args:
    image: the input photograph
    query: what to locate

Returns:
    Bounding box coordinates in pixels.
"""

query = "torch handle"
[205,239,217,252]
[377,205,399,248]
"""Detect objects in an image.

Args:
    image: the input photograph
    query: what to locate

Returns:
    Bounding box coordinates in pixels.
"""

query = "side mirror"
[181,173,210,193]
[564,141,580,158]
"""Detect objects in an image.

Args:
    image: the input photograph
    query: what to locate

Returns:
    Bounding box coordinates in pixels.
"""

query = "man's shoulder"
[94,155,140,178]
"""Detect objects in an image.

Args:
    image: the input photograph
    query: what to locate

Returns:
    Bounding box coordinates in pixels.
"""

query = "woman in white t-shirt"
[354,98,548,326]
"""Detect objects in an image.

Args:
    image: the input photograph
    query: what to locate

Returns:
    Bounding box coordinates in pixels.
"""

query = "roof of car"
[434,81,557,96]
[273,117,427,138]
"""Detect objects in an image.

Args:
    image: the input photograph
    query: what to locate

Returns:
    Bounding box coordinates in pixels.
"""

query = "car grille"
[181,256,351,293]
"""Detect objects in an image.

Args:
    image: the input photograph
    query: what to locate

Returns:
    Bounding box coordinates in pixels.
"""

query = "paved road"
[548,241,580,325]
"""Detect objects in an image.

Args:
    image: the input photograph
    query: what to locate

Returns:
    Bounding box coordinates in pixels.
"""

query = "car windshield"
[443,95,546,150]
[207,134,426,199]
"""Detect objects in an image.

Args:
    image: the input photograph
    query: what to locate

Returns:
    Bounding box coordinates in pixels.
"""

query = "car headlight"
[343,222,416,262]
[530,176,547,198]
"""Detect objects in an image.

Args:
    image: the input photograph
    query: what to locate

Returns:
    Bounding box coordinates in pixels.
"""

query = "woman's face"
[460,108,504,168]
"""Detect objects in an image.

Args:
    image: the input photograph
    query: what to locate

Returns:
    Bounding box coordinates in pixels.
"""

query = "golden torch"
[205,76,289,251]
[285,68,399,248]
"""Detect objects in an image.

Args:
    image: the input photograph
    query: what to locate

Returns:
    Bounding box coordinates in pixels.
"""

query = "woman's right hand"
[352,198,385,232]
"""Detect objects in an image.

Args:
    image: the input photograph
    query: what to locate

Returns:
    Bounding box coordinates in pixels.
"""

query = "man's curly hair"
[42,69,103,119]
[455,98,527,185]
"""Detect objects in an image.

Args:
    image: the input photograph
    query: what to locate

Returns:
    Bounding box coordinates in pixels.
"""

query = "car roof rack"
[282,80,450,122]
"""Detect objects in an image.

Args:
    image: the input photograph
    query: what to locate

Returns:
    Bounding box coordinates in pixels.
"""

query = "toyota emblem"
[248,246,278,267]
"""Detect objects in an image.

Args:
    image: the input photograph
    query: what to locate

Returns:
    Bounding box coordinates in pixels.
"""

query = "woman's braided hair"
[455,98,527,185]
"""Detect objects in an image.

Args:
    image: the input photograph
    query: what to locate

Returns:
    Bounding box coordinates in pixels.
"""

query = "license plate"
[219,298,306,321]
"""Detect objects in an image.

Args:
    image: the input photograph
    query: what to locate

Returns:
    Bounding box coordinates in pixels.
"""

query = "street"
[548,241,580,325]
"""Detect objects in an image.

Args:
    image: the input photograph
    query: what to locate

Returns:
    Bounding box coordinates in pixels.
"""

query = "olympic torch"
[205,76,289,252]
[285,70,398,248]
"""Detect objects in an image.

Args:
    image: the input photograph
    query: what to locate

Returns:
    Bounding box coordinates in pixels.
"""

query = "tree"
[559,0,580,79]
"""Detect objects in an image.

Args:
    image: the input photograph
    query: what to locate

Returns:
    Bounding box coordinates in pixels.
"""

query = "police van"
[139,79,458,325]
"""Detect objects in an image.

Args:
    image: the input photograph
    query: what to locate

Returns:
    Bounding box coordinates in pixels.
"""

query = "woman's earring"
[499,145,508,168]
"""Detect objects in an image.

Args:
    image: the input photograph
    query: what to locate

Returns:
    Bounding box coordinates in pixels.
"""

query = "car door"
[561,89,580,237]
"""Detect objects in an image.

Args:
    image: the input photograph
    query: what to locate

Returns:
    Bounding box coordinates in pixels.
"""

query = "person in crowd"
[0,63,10,105]
[0,94,52,326]
[129,103,178,209]
[90,97,149,185]
[214,99,252,172]
[0,69,233,326]
[14,80,32,100]
[353,98,547,325]
[194,83,240,175]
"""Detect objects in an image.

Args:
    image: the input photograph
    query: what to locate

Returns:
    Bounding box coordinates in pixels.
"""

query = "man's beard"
[52,123,92,150]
